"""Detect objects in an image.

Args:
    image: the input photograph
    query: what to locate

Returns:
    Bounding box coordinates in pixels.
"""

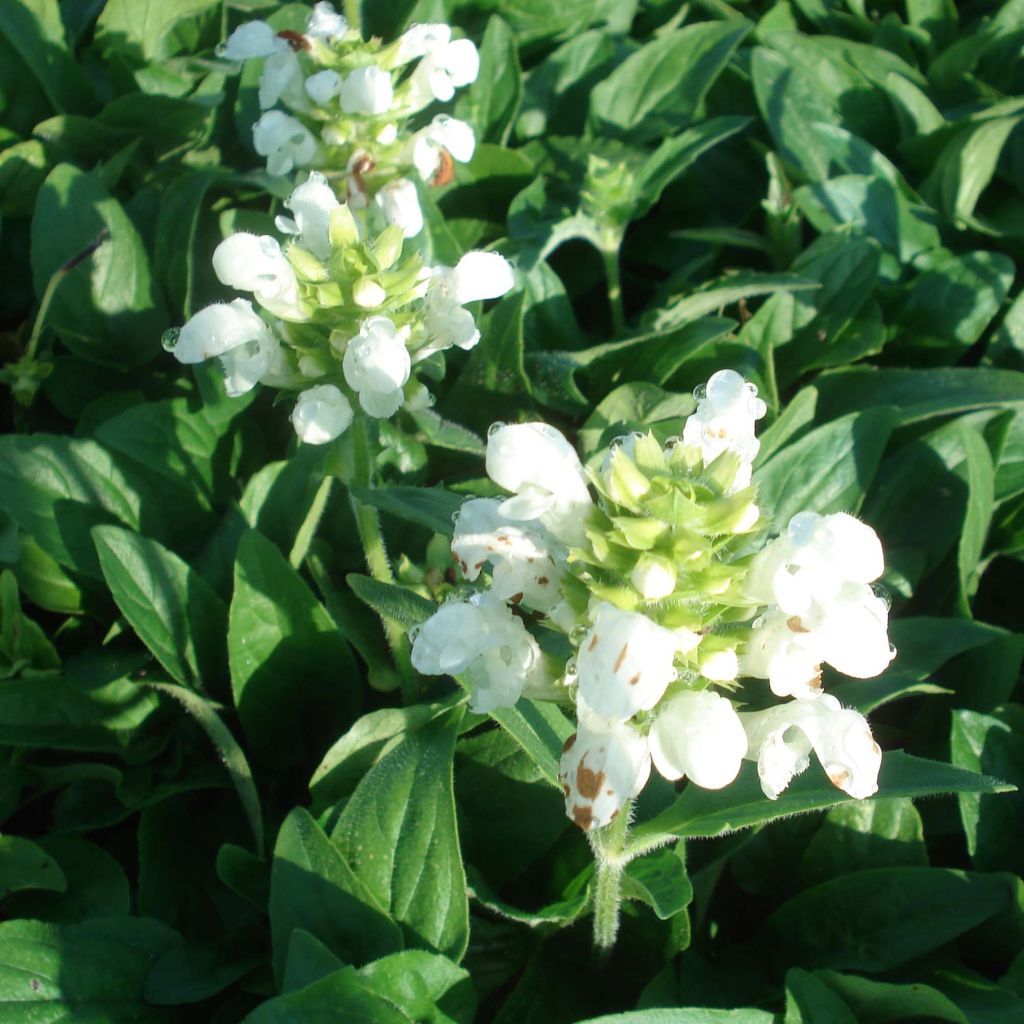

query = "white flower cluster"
[411,370,896,830]
[218,3,481,238]
[167,171,514,444]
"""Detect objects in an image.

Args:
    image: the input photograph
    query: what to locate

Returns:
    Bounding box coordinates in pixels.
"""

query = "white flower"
[740,694,882,800]
[649,690,747,789]
[307,2,347,40]
[630,554,676,600]
[259,47,306,111]
[305,69,342,105]
[410,593,546,712]
[421,251,516,356]
[576,603,684,722]
[275,171,339,260]
[682,369,766,491]
[342,316,411,417]
[410,115,476,182]
[451,498,564,612]
[393,23,452,65]
[252,111,317,176]
[700,648,739,682]
[291,384,353,444]
[339,66,394,115]
[352,278,386,309]
[220,331,288,397]
[345,150,373,209]
[375,178,423,238]
[741,609,825,699]
[407,37,479,108]
[212,233,307,321]
[746,511,885,614]
[485,422,593,546]
[173,298,271,365]
[221,21,278,60]
[559,717,650,831]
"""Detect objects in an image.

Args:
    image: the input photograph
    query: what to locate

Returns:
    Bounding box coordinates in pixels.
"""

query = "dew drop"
[664,435,681,449]
[161,328,181,352]
[569,624,589,646]
[487,421,506,438]
[408,625,421,643]
[871,583,892,611]
[214,42,229,57]
[744,381,759,397]
[888,642,898,658]
[692,383,707,401]
[565,656,578,676]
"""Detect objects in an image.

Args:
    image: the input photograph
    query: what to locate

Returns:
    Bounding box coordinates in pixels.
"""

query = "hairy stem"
[591,802,632,950]
[601,246,626,336]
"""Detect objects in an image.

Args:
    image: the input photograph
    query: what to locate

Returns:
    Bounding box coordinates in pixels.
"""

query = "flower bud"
[630,554,676,600]
[353,278,386,309]
[375,179,423,239]
[305,69,343,106]
[649,690,747,789]
[291,384,353,444]
[329,204,359,249]
[340,65,394,116]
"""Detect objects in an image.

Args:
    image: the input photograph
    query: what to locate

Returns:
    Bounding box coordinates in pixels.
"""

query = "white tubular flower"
[258,47,306,111]
[410,115,476,182]
[740,694,882,800]
[220,331,287,397]
[305,69,342,106]
[212,233,307,321]
[275,171,339,260]
[681,369,766,490]
[375,178,424,238]
[393,23,451,65]
[173,298,271,365]
[307,1,347,40]
[221,21,278,60]
[407,37,479,107]
[451,498,564,612]
[339,66,394,115]
[252,111,317,177]
[576,603,682,722]
[485,422,593,546]
[421,251,516,355]
[342,316,411,417]
[741,609,825,699]
[410,593,545,712]
[649,690,747,789]
[559,717,650,831]
[747,511,885,614]
[291,384,353,444]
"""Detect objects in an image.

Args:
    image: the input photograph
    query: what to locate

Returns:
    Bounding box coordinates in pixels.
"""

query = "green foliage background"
[1,0,1024,1020]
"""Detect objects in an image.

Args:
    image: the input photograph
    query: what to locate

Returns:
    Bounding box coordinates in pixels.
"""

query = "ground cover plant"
[1,0,1024,1020]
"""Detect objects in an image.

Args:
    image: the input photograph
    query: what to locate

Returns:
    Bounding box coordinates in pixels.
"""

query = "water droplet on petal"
[569,624,588,646]
[664,435,681,449]
[692,383,707,401]
[487,421,506,438]
[872,583,892,611]
[214,42,229,57]
[565,656,578,676]
[744,381,759,397]
[408,625,421,643]
[161,328,181,352]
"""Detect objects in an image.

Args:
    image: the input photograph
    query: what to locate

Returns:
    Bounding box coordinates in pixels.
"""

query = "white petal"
[444,38,479,86]
[307,1,347,39]
[291,385,353,444]
[305,69,342,105]
[375,178,423,238]
[174,299,269,363]
[222,21,278,61]
[452,251,515,304]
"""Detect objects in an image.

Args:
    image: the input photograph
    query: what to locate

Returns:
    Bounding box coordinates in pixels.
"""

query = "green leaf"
[754,407,897,527]
[282,930,344,994]
[332,709,470,961]
[955,425,995,614]
[801,798,927,885]
[489,699,575,790]
[766,868,1016,972]
[95,0,220,62]
[93,527,226,691]
[632,751,1014,846]
[270,807,403,982]
[578,383,694,457]
[358,950,476,1024]
[0,140,51,218]
[0,835,66,900]
[0,0,95,114]
[578,1011,777,1024]
[141,681,263,855]
[951,705,1024,875]
[589,22,750,143]
[814,970,968,1024]
[243,966,412,1024]
[785,968,858,1024]
[349,486,463,536]
[144,930,263,1006]
[409,410,486,456]
[459,15,521,145]
[310,697,464,809]
[346,573,437,629]
[0,916,182,1022]
[229,531,359,767]
[622,844,692,921]
[31,164,167,368]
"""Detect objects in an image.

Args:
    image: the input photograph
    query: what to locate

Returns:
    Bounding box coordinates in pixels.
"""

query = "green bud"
[288,244,329,283]
[371,224,404,271]
[329,204,359,249]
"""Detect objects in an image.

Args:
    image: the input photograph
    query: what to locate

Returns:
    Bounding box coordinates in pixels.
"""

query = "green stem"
[349,416,418,700]
[344,0,361,37]
[289,476,333,569]
[601,247,625,336]
[591,802,631,950]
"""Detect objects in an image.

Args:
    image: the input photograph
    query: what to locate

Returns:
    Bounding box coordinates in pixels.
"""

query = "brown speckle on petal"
[576,755,605,800]
[588,633,599,652]
[628,672,641,686]
[787,616,810,633]
[561,734,577,754]
[277,29,311,51]
[572,804,594,830]
[614,643,629,672]
[826,765,851,788]
[432,148,455,187]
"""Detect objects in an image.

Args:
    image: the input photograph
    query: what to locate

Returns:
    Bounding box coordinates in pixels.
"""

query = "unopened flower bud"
[353,277,386,308]
[291,384,353,444]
